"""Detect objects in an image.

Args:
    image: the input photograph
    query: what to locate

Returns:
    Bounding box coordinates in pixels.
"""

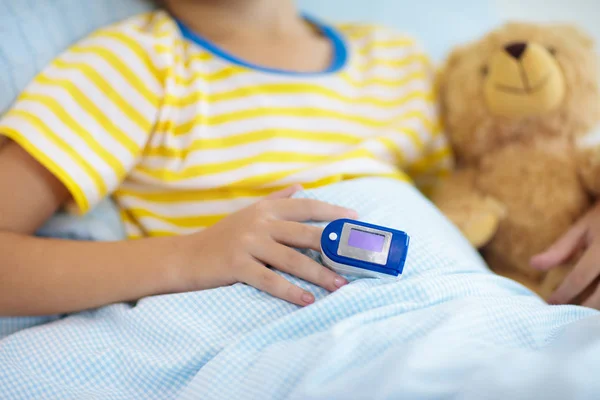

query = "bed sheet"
[1,177,599,400]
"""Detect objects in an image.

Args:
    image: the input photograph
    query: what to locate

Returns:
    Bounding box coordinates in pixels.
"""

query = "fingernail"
[334,277,347,288]
[302,292,314,304]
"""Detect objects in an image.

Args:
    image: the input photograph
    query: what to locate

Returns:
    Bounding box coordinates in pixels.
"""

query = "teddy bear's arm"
[430,168,506,248]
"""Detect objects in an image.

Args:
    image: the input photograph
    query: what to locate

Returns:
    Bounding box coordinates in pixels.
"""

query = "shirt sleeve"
[394,38,455,197]
[0,25,164,214]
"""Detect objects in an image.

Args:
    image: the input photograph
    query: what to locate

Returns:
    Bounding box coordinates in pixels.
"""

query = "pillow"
[36,197,126,241]
[0,0,151,239]
[0,0,155,114]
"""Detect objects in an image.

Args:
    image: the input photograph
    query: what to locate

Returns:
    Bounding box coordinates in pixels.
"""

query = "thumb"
[265,184,304,200]
[530,220,587,271]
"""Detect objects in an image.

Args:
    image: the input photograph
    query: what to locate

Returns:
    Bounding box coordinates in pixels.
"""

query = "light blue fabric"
[1,178,599,399]
[36,199,126,241]
[0,0,155,115]
[1,0,151,239]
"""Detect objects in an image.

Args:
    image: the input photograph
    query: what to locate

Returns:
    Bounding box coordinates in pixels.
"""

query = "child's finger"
[548,246,600,305]
[254,241,346,293]
[273,198,357,222]
[582,285,600,310]
[269,221,322,251]
[239,261,315,307]
[530,220,588,270]
[265,184,303,200]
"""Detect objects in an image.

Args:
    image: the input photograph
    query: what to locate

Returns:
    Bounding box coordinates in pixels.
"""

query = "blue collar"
[174,14,348,76]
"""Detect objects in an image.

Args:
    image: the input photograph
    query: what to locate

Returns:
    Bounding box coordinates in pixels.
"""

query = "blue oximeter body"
[320,219,410,278]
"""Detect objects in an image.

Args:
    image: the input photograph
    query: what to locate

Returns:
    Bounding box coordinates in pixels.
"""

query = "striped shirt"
[0,10,451,238]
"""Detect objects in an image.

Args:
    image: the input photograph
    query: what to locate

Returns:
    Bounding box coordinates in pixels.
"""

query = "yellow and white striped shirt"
[0,10,451,238]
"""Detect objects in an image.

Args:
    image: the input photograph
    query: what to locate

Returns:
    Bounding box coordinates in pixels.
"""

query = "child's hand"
[177,185,357,306]
[531,202,600,308]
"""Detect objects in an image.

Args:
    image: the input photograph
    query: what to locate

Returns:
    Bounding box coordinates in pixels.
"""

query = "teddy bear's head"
[439,22,600,163]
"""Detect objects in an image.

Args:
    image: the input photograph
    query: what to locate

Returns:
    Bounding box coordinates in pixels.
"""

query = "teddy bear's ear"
[443,45,467,71]
[435,45,466,95]
[554,24,595,49]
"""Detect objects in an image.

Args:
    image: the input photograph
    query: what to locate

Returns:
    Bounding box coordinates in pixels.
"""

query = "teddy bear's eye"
[547,47,557,56]
[481,65,489,77]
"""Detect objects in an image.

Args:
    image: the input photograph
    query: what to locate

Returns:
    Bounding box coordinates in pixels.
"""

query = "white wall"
[495,0,600,43]
[297,0,599,62]
[298,0,499,62]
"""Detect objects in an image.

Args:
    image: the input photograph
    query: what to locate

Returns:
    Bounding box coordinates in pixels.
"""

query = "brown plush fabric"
[431,22,600,301]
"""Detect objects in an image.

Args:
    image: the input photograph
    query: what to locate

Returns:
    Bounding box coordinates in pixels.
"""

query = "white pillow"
[0,0,155,114]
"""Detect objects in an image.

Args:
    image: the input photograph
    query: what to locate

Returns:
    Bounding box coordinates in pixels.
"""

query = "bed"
[2,178,600,399]
[2,2,600,400]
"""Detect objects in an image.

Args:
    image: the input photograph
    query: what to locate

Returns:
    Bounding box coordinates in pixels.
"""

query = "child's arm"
[0,142,353,316]
[0,142,180,315]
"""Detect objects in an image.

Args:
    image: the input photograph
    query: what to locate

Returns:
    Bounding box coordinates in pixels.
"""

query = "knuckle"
[301,224,315,236]
[255,216,271,232]
[254,199,269,213]
[259,271,277,291]
[255,200,276,219]
[283,249,304,270]
[305,199,320,214]
[316,264,335,285]
[239,232,257,249]
[228,250,246,271]
[302,225,321,247]
[308,226,322,241]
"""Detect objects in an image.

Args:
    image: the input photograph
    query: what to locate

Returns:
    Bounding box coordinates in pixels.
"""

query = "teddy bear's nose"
[504,42,528,60]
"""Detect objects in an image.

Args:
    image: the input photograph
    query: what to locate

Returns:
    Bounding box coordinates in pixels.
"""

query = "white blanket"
[1,177,598,400]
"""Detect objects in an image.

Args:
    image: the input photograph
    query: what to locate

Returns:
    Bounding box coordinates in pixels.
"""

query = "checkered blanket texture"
[1,177,600,400]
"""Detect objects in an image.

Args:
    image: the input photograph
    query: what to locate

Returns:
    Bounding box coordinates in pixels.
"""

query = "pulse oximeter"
[320,219,410,278]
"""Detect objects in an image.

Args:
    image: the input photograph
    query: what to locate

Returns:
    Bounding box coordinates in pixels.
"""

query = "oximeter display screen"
[348,229,385,252]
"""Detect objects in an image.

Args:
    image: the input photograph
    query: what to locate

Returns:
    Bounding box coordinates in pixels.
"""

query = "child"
[4,0,584,318]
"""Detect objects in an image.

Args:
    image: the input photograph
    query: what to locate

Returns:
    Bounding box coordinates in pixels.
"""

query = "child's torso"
[106,12,440,237]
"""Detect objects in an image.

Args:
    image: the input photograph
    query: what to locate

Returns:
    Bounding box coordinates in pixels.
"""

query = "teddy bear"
[430,22,600,302]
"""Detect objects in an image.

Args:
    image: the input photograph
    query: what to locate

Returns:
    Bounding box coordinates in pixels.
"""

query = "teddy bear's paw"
[458,196,505,247]
[461,209,500,248]
[443,206,500,248]
[482,196,508,219]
